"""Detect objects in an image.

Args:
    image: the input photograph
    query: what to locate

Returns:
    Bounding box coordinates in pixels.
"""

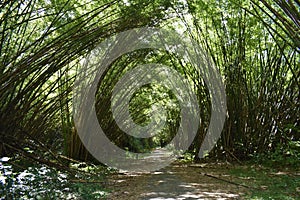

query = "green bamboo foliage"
[0,0,298,166]
[251,0,300,49]
[186,0,299,159]
[0,0,174,162]
[0,0,118,161]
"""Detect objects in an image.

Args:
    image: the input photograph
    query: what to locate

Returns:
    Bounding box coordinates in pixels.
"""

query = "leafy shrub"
[252,140,300,169]
[0,158,108,199]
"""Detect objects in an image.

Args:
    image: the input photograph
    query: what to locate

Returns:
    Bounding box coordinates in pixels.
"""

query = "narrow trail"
[106,162,249,200]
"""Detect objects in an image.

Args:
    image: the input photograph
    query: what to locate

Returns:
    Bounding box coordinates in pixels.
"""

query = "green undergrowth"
[252,141,300,169]
[0,157,113,199]
[229,161,299,199]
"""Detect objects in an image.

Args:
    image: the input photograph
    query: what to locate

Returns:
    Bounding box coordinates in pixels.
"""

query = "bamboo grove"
[0,0,299,167]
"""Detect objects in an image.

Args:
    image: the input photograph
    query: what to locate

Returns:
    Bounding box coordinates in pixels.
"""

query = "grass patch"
[229,164,300,200]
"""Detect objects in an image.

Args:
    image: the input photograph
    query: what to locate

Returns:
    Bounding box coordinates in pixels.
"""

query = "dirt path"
[106,163,249,199]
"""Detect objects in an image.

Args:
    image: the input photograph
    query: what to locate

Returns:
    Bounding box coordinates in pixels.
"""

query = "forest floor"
[105,162,300,200]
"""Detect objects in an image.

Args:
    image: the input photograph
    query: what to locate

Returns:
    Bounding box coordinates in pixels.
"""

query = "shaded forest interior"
[0,0,299,199]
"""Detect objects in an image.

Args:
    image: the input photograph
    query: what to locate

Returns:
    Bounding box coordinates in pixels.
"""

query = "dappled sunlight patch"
[143,190,240,199]
[145,192,173,197]
[178,184,194,188]
[107,163,248,199]
[0,159,108,199]
[201,191,239,198]
[115,179,126,183]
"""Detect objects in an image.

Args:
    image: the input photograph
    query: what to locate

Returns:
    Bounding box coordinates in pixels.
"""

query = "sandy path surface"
[106,163,249,200]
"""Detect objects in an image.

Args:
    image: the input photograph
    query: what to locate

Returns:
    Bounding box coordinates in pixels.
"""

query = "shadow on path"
[107,163,248,200]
